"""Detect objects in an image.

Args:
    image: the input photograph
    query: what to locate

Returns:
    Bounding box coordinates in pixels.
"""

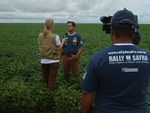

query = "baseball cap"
[111,8,136,28]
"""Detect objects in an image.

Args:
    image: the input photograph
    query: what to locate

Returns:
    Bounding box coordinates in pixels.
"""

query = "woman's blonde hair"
[43,18,54,36]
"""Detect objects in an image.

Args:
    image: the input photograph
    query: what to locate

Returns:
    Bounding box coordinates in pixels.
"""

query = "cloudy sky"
[0,0,150,23]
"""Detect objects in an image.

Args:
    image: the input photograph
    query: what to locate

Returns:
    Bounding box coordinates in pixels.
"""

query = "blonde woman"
[38,18,61,91]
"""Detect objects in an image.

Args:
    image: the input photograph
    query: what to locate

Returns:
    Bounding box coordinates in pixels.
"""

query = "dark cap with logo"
[111,8,137,28]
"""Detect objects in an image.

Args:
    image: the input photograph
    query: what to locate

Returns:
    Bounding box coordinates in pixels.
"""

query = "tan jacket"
[38,33,60,60]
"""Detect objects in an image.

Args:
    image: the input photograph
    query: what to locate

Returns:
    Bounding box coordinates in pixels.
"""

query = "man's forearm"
[81,91,94,113]
[76,47,83,57]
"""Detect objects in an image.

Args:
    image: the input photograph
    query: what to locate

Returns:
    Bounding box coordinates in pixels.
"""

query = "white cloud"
[0,0,149,23]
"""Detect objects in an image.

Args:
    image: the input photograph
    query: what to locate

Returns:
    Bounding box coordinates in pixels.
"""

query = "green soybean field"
[0,23,150,113]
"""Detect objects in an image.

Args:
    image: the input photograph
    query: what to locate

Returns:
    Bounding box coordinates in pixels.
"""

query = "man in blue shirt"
[81,9,150,113]
[61,21,83,80]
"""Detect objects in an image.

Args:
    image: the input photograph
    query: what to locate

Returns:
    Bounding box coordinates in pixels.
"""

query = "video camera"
[100,15,141,45]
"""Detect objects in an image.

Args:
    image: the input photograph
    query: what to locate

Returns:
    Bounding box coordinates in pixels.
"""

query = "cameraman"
[81,9,150,113]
